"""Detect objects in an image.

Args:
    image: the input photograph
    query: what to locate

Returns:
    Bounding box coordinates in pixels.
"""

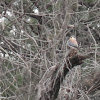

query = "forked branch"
[36,49,93,100]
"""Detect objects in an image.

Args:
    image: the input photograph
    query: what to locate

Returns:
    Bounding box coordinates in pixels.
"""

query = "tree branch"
[35,49,92,100]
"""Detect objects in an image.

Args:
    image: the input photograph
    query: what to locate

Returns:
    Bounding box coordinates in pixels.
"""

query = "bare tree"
[0,0,100,100]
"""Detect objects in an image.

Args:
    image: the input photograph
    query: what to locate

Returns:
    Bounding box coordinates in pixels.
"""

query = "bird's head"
[70,36,76,40]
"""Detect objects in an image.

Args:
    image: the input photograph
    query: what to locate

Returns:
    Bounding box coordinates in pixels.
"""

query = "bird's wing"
[67,39,78,48]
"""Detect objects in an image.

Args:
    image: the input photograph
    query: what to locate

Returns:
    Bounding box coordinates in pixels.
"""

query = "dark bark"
[36,49,93,100]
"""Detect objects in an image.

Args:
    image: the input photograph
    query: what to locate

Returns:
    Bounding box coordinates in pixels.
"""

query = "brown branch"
[35,49,92,100]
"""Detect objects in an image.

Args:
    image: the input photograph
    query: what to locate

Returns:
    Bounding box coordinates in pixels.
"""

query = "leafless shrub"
[0,0,100,100]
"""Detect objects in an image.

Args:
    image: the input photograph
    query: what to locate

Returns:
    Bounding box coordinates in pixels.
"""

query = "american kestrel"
[67,36,78,49]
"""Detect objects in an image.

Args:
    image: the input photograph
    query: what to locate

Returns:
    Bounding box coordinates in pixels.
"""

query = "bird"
[67,36,78,49]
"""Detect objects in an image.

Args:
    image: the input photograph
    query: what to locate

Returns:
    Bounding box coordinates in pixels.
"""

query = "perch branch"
[36,49,93,100]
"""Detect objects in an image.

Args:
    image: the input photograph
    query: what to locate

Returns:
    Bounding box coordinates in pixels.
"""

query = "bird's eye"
[71,37,73,39]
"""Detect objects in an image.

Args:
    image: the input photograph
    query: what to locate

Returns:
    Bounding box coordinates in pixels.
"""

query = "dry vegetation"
[0,0,100,100]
